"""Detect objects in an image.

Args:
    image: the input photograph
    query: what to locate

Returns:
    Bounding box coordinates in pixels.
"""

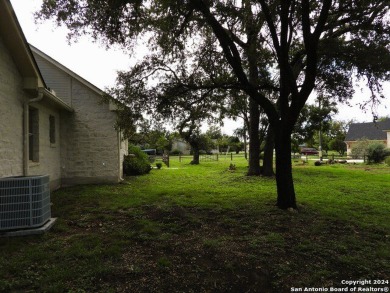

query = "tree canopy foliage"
[37,0,390,209]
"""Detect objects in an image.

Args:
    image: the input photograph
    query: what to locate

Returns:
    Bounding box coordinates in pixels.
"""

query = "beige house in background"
[171,139,192,155]
[0,0,127,190]
[345,119,390,156]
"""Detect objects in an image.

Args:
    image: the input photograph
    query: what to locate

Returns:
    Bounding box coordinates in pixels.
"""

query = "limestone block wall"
[60,79,121,185]
[27,102,62,190]
[0,36,62,189]
[33,48,126,185]
[0,35,28,177]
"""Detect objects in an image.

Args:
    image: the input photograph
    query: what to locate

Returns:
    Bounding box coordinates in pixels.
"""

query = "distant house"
[171,139,191,155]
[345,119,390,155]
[0,0,127,190]
[171,138,220,155]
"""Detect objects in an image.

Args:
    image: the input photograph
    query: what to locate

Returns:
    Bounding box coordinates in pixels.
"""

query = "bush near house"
[366,143,390,164]
[123,145,152,176]
[351,139,390,163]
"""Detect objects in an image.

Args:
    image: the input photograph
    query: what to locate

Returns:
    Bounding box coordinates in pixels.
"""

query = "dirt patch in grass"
[96,205,276,292]
[30,204,385,293]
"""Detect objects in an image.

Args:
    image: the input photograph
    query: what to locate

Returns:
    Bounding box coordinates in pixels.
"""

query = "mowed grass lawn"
[0,156,389,292]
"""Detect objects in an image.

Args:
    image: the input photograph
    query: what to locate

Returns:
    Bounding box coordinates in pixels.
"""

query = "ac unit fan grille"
[0,175,51,231]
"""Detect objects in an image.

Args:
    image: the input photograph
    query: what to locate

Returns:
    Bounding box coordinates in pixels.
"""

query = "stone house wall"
[0,35,62,189]
[32,51,125,185]
[387,132,390,148]
[27,102,62,189]
[0,35,27,177]
[60,79,120,185]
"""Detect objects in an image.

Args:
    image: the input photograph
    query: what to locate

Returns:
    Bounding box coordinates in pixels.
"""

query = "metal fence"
[171,153,367,163]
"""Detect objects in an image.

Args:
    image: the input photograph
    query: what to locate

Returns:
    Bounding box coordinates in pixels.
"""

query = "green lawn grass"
[0,157,389,292]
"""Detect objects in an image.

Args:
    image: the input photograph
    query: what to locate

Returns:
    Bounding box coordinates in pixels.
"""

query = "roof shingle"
[345,119,390,141]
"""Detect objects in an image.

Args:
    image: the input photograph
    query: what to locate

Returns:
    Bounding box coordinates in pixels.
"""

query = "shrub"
[123,145,151,176]
[385,156,390,167]
[366,143,390,164]
[170,149,182,155]
[314,160,322,166]
[156,162,162,169]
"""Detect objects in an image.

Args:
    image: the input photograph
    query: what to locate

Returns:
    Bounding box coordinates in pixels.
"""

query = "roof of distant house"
[345,119,390,141]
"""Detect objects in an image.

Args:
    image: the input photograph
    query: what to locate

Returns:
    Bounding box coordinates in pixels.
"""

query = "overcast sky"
[10,0,390,134]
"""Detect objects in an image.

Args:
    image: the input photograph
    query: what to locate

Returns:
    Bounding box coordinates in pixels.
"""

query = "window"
[29,107,39,162]
[49,115,56,144]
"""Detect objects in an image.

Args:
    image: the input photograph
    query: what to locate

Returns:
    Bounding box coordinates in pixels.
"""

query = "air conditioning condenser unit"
[0,175,51,231]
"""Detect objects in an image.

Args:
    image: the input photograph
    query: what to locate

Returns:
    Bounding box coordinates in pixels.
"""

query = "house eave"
[30,45,104,97]
[28,88,74,112]
[0,0,46,90]
[42,88,74,112]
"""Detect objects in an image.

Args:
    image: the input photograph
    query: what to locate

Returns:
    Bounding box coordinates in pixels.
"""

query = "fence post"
[231,153,233,161]
[162,153,170,168]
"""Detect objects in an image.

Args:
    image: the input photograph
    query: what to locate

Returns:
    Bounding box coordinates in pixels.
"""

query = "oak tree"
[38,0,390,209]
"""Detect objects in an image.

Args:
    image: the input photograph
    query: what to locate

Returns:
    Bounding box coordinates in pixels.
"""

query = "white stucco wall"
[387,132,390,148]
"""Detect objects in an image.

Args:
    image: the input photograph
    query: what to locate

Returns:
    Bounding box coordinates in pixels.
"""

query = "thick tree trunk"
[262,125,274,177]
[191,147,200,165]
[274,127,297,209]
[247,99,261,176]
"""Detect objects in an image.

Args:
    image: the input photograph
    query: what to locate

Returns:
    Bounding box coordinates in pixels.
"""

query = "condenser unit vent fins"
[0,175,51,231]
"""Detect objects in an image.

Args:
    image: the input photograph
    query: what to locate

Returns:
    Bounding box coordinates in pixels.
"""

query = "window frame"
[49,115,56,146]
[28,106,39,162]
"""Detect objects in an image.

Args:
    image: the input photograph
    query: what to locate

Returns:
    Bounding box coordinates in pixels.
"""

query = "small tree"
[228,136,244,154]
[329,139,347,156]
[350,139,371,159]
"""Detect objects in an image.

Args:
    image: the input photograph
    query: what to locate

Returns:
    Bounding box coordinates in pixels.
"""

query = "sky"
[9,0,390,134]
